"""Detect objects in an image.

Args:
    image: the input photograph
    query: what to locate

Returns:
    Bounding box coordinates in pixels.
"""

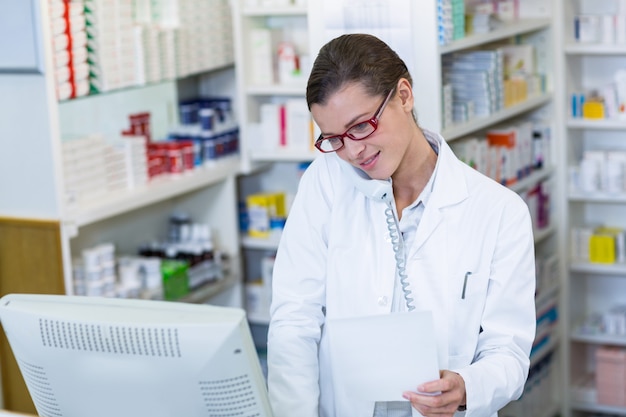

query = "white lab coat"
[267,131,536,417]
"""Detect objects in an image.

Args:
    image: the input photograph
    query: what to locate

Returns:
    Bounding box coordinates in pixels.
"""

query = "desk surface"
[0,411,36,416]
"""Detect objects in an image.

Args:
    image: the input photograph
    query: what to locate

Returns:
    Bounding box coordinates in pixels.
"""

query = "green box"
[161,260,190,301]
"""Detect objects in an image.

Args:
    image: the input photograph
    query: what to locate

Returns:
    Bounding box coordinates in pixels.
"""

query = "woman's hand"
[402,370,466,416]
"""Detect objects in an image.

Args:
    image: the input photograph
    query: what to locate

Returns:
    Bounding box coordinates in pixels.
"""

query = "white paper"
[326,310,440,402]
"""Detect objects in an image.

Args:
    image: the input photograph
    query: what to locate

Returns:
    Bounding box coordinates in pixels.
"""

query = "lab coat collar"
[410,129,469,255]
[422,129,469,210]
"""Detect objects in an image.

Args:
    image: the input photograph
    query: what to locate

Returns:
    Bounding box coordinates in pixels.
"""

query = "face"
[311,81,414,180]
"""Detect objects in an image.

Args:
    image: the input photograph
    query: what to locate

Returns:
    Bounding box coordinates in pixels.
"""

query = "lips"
[359,151,380,169]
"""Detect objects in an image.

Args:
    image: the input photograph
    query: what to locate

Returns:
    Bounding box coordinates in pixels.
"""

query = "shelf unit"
[231,1,315,350]
[231,1,312,173]
[0,1,240,414]
[558,1,626,416]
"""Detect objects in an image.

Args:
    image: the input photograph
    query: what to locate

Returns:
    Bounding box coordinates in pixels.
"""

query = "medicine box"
[246,192,287,238]
[589,226,625,264]
[583,101,605,119]
[596,346,626,407]
[161,260,189,301]
[589,233,617,263]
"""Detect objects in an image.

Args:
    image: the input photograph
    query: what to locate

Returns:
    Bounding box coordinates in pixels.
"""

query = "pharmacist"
[267,34,536,417]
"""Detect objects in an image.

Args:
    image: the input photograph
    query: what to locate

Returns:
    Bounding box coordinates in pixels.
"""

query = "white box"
[285,98,311,150]
[250,28,274,85]
[260,103,280,149]
[577,15,601,43]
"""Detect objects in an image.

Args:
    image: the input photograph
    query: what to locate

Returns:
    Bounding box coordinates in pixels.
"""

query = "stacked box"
[137,24,163,84]
[245,254,275,324]
[149,0,180,29]
[452,0,465,40]
[102,144,129,193]
[174,28,191,78]
[177,0,234,75]
[159,28,177,80]
[73,243,117,296]
[147,0,179,80]
[118,135,149,188]
[437,0,453,45]
[49,0,90,100]
[596,346,626,407]
[443,48,504,119]
[62,135,108,205]
[85,0,138,93]
[438,0,465,45]
[442,83,454,128]
[246,192,287,238]
[62,134,149,206]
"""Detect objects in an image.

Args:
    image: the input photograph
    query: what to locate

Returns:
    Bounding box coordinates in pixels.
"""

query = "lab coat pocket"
[451,272,488,356]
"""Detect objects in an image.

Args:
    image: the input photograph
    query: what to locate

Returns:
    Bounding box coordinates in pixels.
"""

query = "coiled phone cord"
[385,202,415,311]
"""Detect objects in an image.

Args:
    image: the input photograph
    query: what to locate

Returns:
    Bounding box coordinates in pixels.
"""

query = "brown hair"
[306,33,412,109]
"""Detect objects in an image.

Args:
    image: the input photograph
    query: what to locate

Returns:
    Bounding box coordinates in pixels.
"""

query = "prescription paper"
[326,311,440,402]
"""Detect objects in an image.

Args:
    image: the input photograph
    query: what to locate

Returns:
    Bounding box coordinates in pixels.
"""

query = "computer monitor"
[0,293,274,417]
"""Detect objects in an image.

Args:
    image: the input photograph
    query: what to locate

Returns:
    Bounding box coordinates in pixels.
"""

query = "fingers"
[402,391,459,416]
[402,371,466,416]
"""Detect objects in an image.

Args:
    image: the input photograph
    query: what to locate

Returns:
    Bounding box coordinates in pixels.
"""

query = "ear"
[396,78,414,114]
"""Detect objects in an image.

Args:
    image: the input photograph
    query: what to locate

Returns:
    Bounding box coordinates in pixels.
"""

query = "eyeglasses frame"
[314,88,396,153]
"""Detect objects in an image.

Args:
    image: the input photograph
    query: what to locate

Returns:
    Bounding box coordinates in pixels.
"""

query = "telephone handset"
[338,159,393,203]
[336,156,415,311]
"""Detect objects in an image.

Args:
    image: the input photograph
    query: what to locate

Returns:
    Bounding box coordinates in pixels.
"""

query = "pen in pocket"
[461,272,472,299]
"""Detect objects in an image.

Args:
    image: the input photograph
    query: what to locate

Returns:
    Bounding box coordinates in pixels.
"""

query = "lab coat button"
[377,296,388,306]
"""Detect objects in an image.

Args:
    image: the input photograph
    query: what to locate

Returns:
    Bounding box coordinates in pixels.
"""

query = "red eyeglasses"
[314,88,395,153]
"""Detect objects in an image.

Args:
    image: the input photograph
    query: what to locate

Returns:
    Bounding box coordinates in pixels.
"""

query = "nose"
[340,136,366,160]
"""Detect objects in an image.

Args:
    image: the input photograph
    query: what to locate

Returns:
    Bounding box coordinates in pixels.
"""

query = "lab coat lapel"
[411,136,468,255]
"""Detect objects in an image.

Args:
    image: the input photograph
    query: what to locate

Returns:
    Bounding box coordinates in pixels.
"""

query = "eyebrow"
[319,110,372,138]
[344,111,370,129]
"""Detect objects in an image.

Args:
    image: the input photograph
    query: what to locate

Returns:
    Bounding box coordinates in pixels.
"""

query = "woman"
[267,33,536,417]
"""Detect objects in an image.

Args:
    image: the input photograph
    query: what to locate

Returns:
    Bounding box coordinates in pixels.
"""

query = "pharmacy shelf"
[509,166,554,194]
[439,18,551,55]
[179,263,239,304]
[571,401,626,416]
[536,283,559,313]
[65,157,241,229]
[242,5,307,16]
[567,118,626,129]
[564,43,626,55]
[571,331,626,347]
[570,261,626,275]
[442,93,553,141]
[569,192,626,203]
[532,283,559,367]
[241,233,282,250]
[58,63,235,104]
[531,336,559,368]
[534,224,556,244]
[246,84,307,96]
